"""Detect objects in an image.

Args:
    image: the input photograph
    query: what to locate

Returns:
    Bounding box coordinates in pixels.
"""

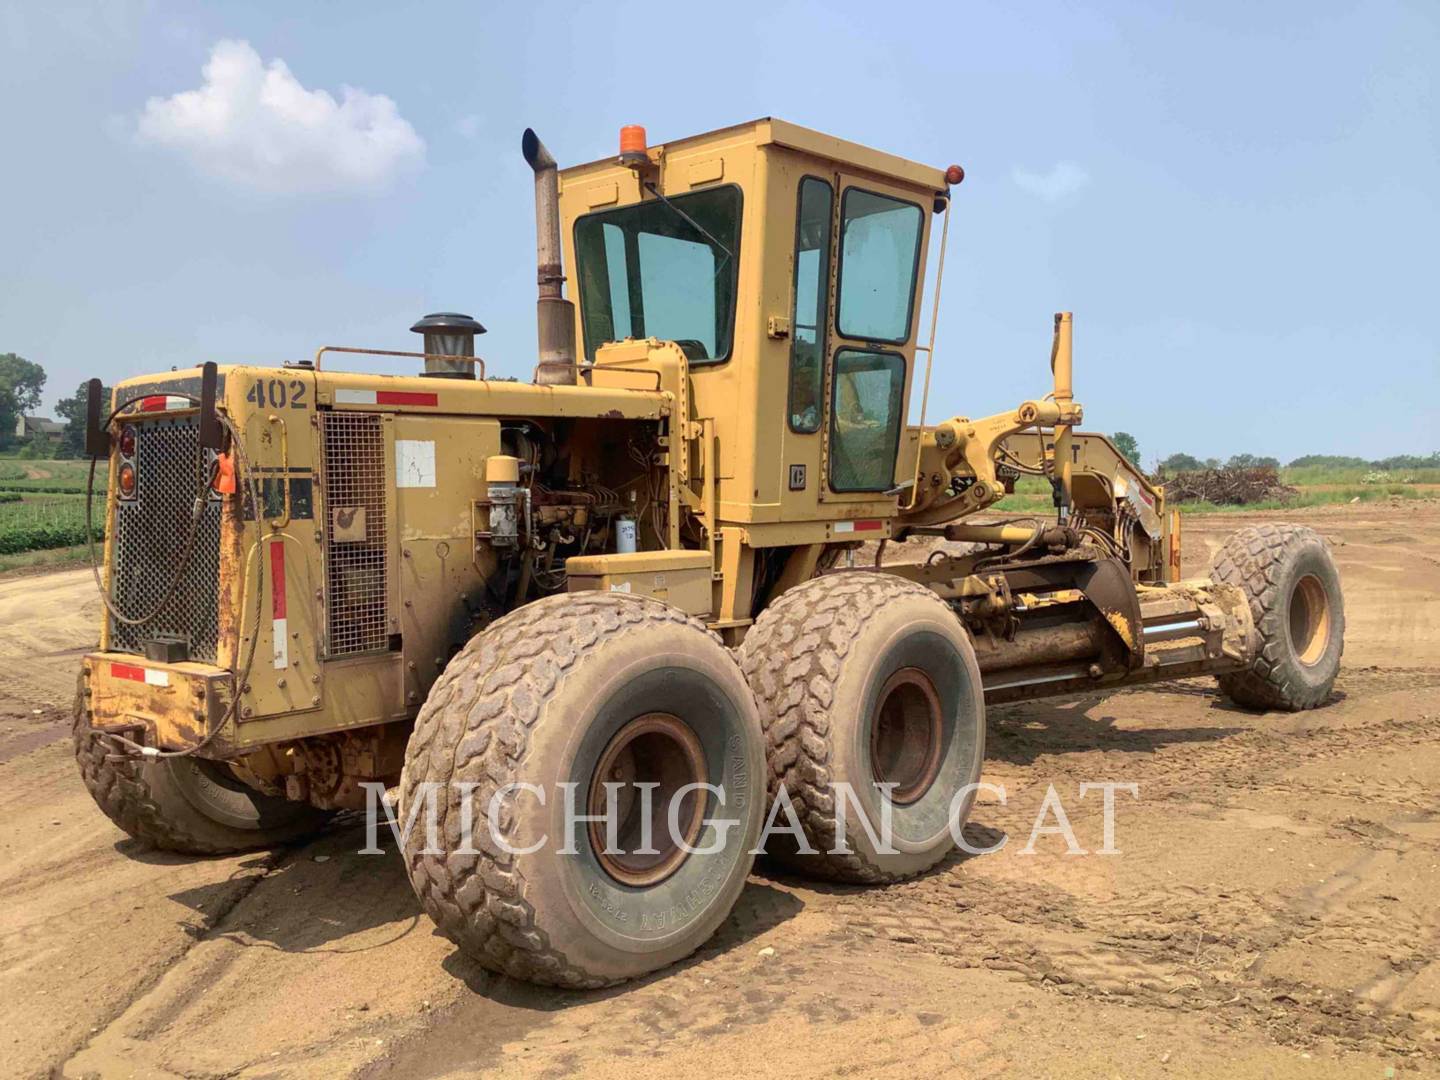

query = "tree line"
[0,353,109,458]
[1155,451,1438,474]
[1106,431,1436,474]
[3,352,1434,474]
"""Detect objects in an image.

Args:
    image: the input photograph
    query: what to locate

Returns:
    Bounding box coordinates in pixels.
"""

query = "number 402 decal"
[246,378,308,409]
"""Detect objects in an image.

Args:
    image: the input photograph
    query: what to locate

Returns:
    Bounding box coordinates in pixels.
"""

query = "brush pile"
[1155,465,1298,505]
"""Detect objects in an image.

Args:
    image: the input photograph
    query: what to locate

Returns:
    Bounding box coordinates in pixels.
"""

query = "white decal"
[273,617,289,669]
[396,440,437,488]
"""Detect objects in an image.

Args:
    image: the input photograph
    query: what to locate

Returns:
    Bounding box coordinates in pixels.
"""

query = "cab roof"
[560,117,948,192]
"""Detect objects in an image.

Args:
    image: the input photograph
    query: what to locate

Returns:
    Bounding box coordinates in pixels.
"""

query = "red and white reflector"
[335,388,439,407]
[832,520,884,534]
[270,539,288,670]
[134,395,191,413]
[110,662,170,687]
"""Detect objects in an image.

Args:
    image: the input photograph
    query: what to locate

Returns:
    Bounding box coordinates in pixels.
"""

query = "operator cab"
[556,119,956,528]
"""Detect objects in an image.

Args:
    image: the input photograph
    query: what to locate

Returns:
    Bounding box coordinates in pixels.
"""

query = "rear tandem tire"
[72,681,330,855]
[739,573,986,884]
[1210,524,1345,711]
[400,593,767,989]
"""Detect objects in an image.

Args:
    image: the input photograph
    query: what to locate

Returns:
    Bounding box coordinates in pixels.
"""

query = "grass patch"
[1171,486,1426,514]
[1281,465,1440,486]
[993,473,1433,515]
[0,459,103,496]
[0,458,96,486]
[994,476,1055,513]
[0,543,94,576]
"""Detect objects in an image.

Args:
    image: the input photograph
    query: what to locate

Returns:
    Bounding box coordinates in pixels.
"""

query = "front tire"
[739,573,986,883]
[1210,524,1344,710]
[400,593,766,989]
[72,683,329,854]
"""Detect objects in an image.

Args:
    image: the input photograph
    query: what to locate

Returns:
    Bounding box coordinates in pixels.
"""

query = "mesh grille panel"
[321,412,389,655]
[110,418,222,662]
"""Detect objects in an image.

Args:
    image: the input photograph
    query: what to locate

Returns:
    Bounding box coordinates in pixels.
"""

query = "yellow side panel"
[567,551,713,616]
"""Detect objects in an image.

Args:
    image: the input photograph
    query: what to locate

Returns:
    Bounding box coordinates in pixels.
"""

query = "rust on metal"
[587,712,708,887]
[869,667,944,805]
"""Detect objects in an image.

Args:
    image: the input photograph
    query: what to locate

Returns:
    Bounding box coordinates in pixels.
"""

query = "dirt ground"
[1,503,1437,1079]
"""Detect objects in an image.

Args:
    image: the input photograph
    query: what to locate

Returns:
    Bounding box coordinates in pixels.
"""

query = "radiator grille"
[109,417,222,663]
[321,412,389,655]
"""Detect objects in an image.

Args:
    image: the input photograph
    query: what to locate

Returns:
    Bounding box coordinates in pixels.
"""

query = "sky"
[2,0,1436,465]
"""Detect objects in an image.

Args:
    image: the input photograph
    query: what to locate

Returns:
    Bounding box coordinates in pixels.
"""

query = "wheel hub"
[869,667,944,805]
[1290,574,1331,667]
[587,713,708,887]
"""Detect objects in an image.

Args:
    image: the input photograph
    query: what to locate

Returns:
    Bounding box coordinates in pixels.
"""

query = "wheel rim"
[869,667,944,806]
[587,713,708,887]
[170,758,292,830]
[1290,574,1332,667]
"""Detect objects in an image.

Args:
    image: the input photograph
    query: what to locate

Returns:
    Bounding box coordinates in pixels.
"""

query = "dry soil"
[1,503,1437,1078]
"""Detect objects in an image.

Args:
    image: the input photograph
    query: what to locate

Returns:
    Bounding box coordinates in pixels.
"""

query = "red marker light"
[118,425,136,458]
[945,164,965,186]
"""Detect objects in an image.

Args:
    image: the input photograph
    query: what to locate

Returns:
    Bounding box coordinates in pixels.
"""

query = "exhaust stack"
[522,128,578,386]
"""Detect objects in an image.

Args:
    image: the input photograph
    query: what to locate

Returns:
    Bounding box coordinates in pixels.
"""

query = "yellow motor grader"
[74,119,1344,988]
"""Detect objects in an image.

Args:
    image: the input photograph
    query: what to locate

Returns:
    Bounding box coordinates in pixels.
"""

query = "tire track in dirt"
[47,848,289,1077]
[829,664,1440,1060]
[9,505,1439,1077]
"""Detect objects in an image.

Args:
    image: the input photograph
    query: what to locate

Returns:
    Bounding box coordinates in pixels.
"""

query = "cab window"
[574,186,742,363]
[788,177,833,433]
[829,348,905,492]
[835,189,923,343]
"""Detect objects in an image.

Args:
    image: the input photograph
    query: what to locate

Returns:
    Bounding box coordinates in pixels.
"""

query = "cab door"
[820,175,929,501]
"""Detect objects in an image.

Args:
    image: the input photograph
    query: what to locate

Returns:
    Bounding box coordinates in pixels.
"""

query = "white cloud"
[454,114,482,139]
[1012,161,1089,203]
[136,40,425,194]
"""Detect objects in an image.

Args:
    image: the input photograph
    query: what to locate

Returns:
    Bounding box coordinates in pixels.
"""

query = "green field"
[1275,464,1440,487]
[0,458,100,495]
[995,466,1436,515]
[0,492,101,555]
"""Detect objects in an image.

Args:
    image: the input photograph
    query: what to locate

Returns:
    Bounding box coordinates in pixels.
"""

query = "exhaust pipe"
[522,128,578,386]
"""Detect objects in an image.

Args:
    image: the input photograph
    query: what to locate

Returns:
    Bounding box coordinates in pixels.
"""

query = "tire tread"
[400,593,725,989]
[739,573,960,884]
[1210,524,1342,710]
[72,679,311,854]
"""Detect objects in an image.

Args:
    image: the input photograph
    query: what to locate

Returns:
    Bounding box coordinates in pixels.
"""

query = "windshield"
[574,185,742,364]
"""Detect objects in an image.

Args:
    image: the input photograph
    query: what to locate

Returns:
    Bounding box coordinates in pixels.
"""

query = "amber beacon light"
[619,124,648,166]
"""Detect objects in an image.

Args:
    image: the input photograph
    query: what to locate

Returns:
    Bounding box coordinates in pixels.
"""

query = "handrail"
[580,356,665,392]
[265,413,291,528]
[902,202,952,511]
[312,346,486,379]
